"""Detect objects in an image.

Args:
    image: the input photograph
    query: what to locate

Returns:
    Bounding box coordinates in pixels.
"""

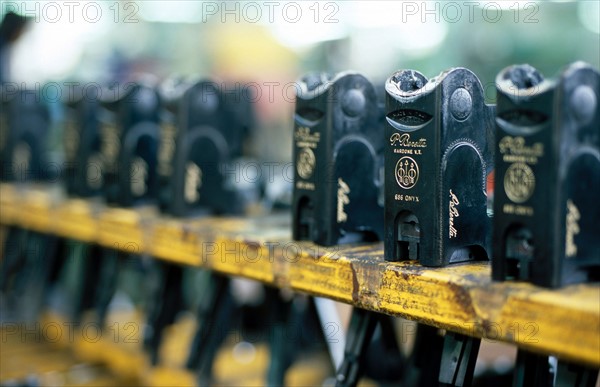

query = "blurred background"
[1,1,599,386]
[1,0,599,163]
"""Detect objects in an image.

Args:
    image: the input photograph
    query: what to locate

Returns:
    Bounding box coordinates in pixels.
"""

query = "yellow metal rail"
[1,183,599,367]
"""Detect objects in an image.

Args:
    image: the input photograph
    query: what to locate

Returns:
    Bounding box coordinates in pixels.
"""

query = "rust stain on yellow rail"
[1,183,599,367]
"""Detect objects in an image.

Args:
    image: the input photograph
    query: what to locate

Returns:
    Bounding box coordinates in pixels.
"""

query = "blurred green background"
[2,0,599,161]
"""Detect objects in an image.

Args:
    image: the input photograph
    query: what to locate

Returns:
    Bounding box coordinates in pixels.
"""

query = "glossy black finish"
[63,86,102,197]
[384,68,494,266]
[292,72,385,246]
[158,79,254,217]
[0,87,51,182]
[492,62,600,288]
[98,81,161,207]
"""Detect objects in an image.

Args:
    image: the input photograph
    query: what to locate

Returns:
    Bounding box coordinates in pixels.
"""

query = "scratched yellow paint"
[288,247,355,304]
[150,218,207,266]
[211,236,276,283]
[491,285,600,366]
[1,183,599,367]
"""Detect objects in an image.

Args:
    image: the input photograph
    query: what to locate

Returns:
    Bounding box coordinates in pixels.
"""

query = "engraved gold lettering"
[515,205,534,216]
[565,200,580,258]
[449,189,460,238]
[296,181,315,191]
[390,133,427,148]
[158,123,177,176]
[502,203,534,216]
[337,178,350,223]
[499,136,544,164]
[185,162,202,203]
[503,204,515,214]
[395,194,419,202]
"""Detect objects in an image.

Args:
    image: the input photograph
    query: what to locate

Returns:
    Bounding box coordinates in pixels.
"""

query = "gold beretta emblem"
[395,156,419,189]
[504,162,535,203]
[297,147,316,179]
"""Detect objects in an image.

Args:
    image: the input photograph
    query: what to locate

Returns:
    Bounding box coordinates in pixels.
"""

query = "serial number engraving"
[394,194,420,202]
[502,203,534,216]
[296,181,315,191]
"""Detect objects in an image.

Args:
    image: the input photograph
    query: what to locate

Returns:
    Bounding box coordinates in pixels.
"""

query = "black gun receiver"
[98,79,161,207]
[492,62,600,288]
[384,68,494,266]
[159,78,254,217]
[63,85,102,197]
[157,76,184,214]
[292,72,384,246]
[0,87,50,182]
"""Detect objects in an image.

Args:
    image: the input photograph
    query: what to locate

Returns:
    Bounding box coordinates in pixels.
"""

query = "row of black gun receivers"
[1,62,598,289]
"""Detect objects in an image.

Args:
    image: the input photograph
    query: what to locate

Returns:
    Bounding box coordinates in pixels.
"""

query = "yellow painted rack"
[1,183,599,368]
